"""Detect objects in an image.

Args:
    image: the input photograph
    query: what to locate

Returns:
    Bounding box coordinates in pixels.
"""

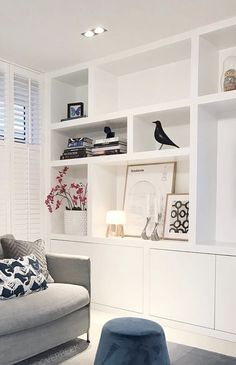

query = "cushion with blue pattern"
[0,254,48,300]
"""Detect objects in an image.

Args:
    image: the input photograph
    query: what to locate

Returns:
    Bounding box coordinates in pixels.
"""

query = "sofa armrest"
[46,253,91,295]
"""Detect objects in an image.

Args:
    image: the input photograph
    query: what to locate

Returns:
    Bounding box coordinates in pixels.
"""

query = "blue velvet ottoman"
[94,317,170,365]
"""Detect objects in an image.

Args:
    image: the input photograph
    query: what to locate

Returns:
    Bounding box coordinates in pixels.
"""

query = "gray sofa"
[0,252,91,365]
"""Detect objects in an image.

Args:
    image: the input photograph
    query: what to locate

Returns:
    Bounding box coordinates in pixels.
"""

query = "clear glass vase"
[221,56,236,92]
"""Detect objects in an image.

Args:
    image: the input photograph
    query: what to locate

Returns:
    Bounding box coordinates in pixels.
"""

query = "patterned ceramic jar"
[64,210,87,235]
[222,56,236,92]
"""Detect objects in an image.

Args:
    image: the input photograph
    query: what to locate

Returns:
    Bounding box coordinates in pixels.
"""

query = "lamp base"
[106,224,124,238]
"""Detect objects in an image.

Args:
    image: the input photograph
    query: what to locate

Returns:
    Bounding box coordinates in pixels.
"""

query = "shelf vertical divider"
[87,162,93,237]
[127,114,134,154]
[189,35,200,245]
[44,74,53,250]
[88,65,95,118]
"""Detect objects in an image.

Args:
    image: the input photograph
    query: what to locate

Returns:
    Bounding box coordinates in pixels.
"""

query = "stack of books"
[60,137,93,160]
[92,137,127,156]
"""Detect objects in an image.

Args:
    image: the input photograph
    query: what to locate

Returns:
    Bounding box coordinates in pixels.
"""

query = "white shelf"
[50,233,187,249]
[51,99,191,134]
[51,113,128,135]
[51,117,92,132]
[50,157,91,167]
[50,147,190,167]
[50,153,128,167]
[127,148,190,164]
[197,240,236,255]
[198,90,236,116]
[50,234,236,256]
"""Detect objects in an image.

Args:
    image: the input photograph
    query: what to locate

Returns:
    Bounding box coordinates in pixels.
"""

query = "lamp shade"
[106,210,126,225]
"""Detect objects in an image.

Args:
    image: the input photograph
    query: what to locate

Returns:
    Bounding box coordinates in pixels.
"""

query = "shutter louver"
[14,75,28,143]
[31,80,40,145]
[12,73,41,241]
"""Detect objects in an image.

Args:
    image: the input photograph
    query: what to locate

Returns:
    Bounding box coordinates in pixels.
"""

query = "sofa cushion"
[1,238,54,283]
[0,283,89,336]
[0,255,47,300]
[0,234,15,259]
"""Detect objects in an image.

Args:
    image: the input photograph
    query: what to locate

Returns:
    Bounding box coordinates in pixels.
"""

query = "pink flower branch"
[45,167,87,213]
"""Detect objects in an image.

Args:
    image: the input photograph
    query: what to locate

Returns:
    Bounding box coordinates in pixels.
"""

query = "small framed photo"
[163,193,189,241]
[67,102,84,119]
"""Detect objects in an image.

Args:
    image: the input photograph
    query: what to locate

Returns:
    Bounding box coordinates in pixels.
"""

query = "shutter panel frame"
[12,70,42,241]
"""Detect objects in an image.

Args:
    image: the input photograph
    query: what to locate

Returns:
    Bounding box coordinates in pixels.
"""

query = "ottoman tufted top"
[104,317,165,337]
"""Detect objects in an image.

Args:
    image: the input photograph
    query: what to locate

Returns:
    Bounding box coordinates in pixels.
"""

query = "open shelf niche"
[50,165,88,235]
[89,158,190,239]
[199,24,236,96]
[51,116,128,161]
[91,39,191,115]
[132,105,190,153]
[196,99,236,246]
[51,68,89,124]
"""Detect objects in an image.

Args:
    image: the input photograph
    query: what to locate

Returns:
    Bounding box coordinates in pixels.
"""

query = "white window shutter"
[12,145,29,240]
[0,143,8,235]
[0,71,5,140]
[0,65,8,235]
[28,147,41,240]
[12,73,41,241]
[31,79,40,145]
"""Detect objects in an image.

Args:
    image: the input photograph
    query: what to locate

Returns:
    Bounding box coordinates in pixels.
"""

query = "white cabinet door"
[215,256,236,334]
[50,240,144,313]
[149,249,215,328]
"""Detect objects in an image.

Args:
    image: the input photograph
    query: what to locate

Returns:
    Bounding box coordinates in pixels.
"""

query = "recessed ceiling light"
[94,26,106,34]
[82,27,107,38]
[83,30,95,38]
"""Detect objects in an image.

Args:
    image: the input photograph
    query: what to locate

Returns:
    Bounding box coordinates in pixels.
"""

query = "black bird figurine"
[153,120,179,150]
[104,126,115,139]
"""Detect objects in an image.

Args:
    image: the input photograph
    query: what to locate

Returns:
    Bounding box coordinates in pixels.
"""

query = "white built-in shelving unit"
[46,17,236,341]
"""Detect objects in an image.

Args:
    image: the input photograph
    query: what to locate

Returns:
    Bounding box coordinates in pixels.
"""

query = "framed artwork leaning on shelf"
[123,162,176,238]
[163,193,189,241]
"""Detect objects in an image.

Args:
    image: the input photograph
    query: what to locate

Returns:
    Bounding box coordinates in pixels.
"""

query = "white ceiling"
[1,0,236,72]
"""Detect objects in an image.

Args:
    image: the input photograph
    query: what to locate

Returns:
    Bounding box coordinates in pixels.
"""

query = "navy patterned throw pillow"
[0,255,48,300]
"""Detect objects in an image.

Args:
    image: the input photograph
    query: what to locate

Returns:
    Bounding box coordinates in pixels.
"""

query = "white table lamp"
[106,210,126,238]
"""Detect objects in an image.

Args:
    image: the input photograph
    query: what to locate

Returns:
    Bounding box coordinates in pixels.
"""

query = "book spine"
[67,142,93,148]
[94,141,127,148]
[94,137,126,144]
[92,144,127,152]
[62,150,91,157]
[63,149,87,154]
[64,147,92,153]
[92,149,126,156]
[60,153,90,159]
[62,154,91,159]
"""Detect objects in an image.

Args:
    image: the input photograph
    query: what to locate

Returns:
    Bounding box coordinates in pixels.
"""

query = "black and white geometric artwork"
[164,194,189,240]
[169,200,189,233]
